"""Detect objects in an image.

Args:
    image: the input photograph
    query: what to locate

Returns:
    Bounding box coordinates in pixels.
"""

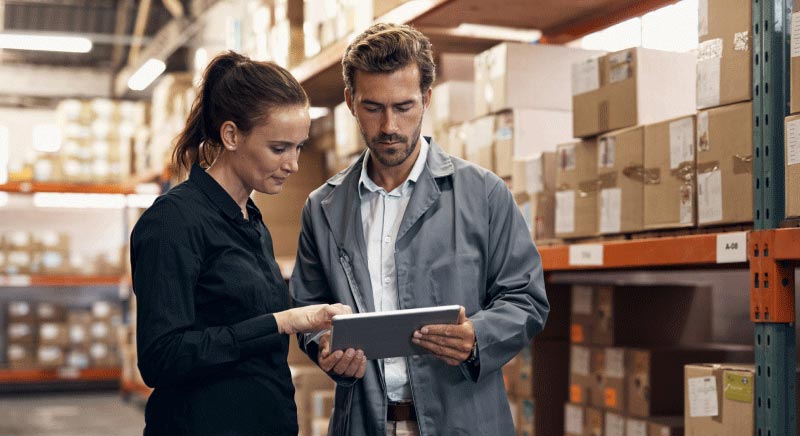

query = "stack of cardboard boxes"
[564,284,753,436]
[148,73,195,178]
[288,336,336,436]
[785,2,800,220]
[4,300,121,370]
[0,230,123,277]
[560,46,697,239]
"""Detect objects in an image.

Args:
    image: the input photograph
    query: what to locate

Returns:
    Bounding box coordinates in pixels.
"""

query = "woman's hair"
[173,51,308,171]
[342,23,435,96]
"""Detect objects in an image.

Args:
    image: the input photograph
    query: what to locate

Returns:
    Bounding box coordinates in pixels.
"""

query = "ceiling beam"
[161,0,185,18]
[127,0,153,65]
[110,0,135,72]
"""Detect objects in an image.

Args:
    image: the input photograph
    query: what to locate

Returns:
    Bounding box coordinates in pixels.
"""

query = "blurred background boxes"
[597,126,645,235]
[556,139,599,239]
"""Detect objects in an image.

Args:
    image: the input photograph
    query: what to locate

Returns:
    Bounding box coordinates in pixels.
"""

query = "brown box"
[564,403,586,436]
[625,416,685,436]
[292,365,335,436]
[31,231,70,252]
[785,114,800,217]
[514,397,535,436]
[597,126,645,234]
[572,48,696,138]
[493,109,573,178]
[37,302,68,322]
[311,389,334,419]
[643,116,697,229]
[89,320,116,345]
[89,342,120,367]
[628,346,753,418]
[696,102,753,226]
[432,81,474,132]
[333,101,362,158]
[684,364,754,436]
[474,42,602,116]
[465,115,496,172]
[7,343,36,369]
[514,191,556,243]
[508,346,533,398]
[38,345,66,367]
[512,152,557,195]
[68,310,92,345]
[556,140,599,238]
[438,53,475,83]
[791,2,800,114]
[91,301,121,322]
[593,347,626,412]
[604,410,626,436]
[586,407,604,436]
[569,345,598,406]
[591,285,713,347]
[697,0,752,109]
[444,123,467,159]
[7,301,36,323]
[7,321,36,343]
[39,322,70,347]
[570,285,601,345]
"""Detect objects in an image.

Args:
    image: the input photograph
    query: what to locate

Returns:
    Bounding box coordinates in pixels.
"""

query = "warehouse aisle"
[0,392,143,436]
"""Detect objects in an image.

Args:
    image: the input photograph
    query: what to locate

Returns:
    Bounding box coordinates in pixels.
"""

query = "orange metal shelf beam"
[0,367,121,384]
[0,181,135,194]
[0,275,123,287]
[769,227,800,261]
[539,233,723,271]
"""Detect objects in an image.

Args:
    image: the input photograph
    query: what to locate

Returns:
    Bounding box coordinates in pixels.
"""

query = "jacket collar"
[189,164,259,223]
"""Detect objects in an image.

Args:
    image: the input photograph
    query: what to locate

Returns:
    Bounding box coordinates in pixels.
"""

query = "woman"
[130,51,352,435]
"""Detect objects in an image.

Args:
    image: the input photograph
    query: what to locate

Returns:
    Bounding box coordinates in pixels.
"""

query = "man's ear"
[345,88,355,115]
[423,87,432,110]
[220,121,238,151]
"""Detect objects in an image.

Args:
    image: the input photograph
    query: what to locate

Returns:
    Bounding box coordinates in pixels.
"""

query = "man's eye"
[365,107,380,113]
[397,106,411,113]
[271,147,286,154]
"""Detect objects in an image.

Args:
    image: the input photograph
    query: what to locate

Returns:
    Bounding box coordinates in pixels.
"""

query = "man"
[290,23,549,436]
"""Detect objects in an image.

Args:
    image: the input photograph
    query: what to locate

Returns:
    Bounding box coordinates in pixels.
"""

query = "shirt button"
[384,276,391,284]
[384,236,391,244]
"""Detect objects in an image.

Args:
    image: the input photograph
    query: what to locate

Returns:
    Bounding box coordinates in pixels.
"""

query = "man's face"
[346,63,431,168]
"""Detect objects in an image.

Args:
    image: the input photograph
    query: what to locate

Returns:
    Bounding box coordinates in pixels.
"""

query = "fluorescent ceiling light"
[454,24,542,42]
[0,33,92,53]
[309,107,330,120]
[127,58,166,91]
[33,193,126,209]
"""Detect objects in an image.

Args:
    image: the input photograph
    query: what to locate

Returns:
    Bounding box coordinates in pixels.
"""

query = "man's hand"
[318,332,367,378]
[412,306,475,366]
[274,304,352,335]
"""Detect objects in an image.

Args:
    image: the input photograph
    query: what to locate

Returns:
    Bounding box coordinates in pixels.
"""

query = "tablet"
[329,305,461,360]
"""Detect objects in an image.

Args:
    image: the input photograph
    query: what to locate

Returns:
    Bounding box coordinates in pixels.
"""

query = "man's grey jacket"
[290,138,549,436]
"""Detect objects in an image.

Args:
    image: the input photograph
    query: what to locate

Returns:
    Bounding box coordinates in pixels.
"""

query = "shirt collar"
[358,136,429,198]
[189,164,259,222]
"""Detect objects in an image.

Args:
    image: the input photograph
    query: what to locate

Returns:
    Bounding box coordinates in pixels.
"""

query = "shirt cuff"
[231,314,283,357]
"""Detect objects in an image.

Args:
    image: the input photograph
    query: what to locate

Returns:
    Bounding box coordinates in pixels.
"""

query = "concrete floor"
[0,392,144,436]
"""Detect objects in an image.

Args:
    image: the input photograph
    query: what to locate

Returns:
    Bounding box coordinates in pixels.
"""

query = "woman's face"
[232,104,311,195]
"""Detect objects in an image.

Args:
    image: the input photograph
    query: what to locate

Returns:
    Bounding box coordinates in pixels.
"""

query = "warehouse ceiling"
[0,0,181,70]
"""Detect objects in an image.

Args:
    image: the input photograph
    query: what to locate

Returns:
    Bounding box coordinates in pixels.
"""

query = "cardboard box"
[512,152,556,195]
[629,346,753,418]
[7,343,36,369]
[569,345,596,405]
[89,342,120,367]
[432,81,474,131]
[593,347,626,412]
[7,321,36,343]
[573,48,696,138]
[514,191,556,242]
[785,114,800,217]
[791,1,800,114]
[570,285,601,345]
[311,417,330,436]
[37,302,68,322]
[39,322,70,347]
[474,42,602,116]
[333,101,362,158]
[597,126,645,234]
[684,364,754,436]
[464,115,496,171]
[605,410,626,436]
[643,116,697,229]
[493,109,573,178]
[311,389,334,419]
[444,123,467,159]
[89,320,116,345]
[696,102,753,226]
[292,365,335,436]
[438,53,475,82]
[591,285,713,347]
[697,0,752,109]
[586,407,604,436]
[38,345,66,367]
[646,417,684,436]
[7,301,36,323]
[564,403,586,436]
[555,140,599,238]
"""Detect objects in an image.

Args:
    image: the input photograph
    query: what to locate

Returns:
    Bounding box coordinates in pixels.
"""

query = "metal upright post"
[751,0,796,435]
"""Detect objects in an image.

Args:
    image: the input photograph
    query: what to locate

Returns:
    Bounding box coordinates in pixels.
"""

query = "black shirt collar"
[189,164,261,222]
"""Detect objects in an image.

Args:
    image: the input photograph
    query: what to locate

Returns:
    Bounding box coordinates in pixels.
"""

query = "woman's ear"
[220,121,239,151]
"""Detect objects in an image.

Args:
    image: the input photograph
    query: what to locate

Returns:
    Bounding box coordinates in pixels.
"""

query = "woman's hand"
[274,304,351,335]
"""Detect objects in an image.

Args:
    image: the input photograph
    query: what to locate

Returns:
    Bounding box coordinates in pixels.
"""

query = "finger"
[413,337,470,362]
[419,323,469,339]
[354,357,368,378]
[332,303,352,315]
[331,348,357,375]
[457,306,467,324]
[318,349,343,372]
[413,331,471,351]
[341,349,364,377]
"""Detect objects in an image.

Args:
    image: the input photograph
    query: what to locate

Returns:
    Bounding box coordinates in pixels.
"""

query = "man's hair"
[342,23,435,95]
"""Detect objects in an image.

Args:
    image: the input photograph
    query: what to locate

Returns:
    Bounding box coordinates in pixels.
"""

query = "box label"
[604,388,618,408]
[572,58,600,95]
[570,324,585,343]
[698,0,708,36]
[558,144,577,171]
[604,412,624,436]
[570,384,583,403]
[724,371,754,403]
[670,118,695,169]
[792,13,800,57]
[599,188,622,234]
[697,58,721,109]
[697,112,710,151]
[526,156,544,194]
[626,419,647,436]
[608,50,633,84]
[565,404,584,434]
[569,244,604,266]
[572,285,593,315]
[698,169,723,224]
[786,118,800,166]
[556,190,576,234]
[680,184,694,224]
[571,346,590,376]
[734,31,749,51]
[716,232,747,263]
[604,348,625,379]
[599,136,615,168]
[688,376,719,417]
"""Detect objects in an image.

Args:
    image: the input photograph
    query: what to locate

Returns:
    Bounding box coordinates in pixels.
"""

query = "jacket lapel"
[320,155,376,313]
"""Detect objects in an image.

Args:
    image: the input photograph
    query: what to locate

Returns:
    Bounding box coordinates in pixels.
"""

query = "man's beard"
[361,117,423,167]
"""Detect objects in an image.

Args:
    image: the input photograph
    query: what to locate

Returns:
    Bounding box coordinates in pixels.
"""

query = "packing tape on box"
[733,154,753,174]
[697,161,720,174]
[622,165,658,184]
[578,179,601,197]
[598,100,610,133]
[597,172,618,188]
[671,161,697,181]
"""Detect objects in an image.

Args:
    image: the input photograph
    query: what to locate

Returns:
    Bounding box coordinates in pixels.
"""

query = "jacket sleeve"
[131,199,283,389]
[467,176,550,382]
[290,199,358,387]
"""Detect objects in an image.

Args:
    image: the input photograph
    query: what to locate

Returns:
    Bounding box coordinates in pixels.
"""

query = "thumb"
[457,306,467,324]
